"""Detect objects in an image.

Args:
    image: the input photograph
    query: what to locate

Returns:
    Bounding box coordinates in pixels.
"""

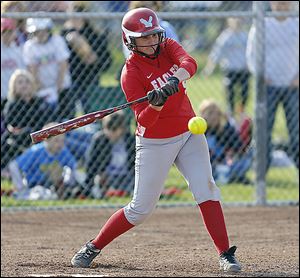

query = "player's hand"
[147,89,168,106]
[161,76,180,96]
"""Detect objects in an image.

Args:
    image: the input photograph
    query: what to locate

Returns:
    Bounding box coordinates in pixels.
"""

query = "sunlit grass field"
[1,49,298,207]
[1,165,298,207]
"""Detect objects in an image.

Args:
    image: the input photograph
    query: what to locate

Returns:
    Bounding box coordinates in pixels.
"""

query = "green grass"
[1,194,131,207]
[2,165,298,207]
[165,165,298,203]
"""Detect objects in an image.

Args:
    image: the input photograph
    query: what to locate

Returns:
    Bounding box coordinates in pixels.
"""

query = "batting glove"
[147,89,168,106]
[161,76,180,96]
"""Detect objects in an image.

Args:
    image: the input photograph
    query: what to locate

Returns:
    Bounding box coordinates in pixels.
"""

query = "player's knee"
[192,179,221,204]
[124,204,155,225]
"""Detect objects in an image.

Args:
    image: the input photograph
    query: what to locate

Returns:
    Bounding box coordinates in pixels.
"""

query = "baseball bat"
[30,95,149,144]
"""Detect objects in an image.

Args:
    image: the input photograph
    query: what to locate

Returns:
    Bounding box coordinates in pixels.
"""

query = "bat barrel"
[30,95,149,144]
[30,115,97,143]
[30,130,51,144]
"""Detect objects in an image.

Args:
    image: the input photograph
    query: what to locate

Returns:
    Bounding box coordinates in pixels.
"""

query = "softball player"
[71,8,241,273]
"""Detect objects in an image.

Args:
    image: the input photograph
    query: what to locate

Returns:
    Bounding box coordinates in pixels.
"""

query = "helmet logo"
[140,16,153,28]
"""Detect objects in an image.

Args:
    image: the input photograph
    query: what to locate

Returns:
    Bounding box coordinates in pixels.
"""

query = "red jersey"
[121,38,198,138]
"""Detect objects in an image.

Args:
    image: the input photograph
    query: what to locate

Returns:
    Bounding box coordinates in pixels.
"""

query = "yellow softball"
[188,116,207,134]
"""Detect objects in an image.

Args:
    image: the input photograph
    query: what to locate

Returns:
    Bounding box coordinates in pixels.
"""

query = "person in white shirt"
[202,18,250,116]
[246,1,299,170]
[1,18,25,109]
[23,18,72,120]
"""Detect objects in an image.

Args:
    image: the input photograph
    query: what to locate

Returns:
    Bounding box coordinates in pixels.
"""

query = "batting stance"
[71,8,241,273]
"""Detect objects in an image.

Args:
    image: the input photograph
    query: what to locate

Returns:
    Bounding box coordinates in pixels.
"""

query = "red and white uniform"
[87,8,233,262]
[121,38,197,138]
[120,39,220,225]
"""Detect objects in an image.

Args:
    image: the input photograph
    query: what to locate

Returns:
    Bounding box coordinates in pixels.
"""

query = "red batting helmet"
[122,8,165,57]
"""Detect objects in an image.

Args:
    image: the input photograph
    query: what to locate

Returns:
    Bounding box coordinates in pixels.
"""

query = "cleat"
[219,246,241,272]
[71,241,100,268]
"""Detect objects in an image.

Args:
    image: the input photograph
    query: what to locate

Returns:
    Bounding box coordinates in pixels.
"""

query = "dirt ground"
[1,205,299,277]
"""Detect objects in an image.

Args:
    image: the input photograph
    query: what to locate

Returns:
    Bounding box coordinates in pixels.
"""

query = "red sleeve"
[164,38,198,77]
[121,65,161,128]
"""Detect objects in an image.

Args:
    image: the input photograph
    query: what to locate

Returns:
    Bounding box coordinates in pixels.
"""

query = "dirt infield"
[1,205,299,277]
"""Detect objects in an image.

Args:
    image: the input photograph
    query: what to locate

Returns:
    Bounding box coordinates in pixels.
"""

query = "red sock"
[198,200,229,255]
[92,208,134,250]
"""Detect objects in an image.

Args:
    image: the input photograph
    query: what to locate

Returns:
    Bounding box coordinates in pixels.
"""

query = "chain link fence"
[1,1,299,208]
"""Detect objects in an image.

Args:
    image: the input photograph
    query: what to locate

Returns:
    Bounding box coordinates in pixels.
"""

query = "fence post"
[253,1,267,205]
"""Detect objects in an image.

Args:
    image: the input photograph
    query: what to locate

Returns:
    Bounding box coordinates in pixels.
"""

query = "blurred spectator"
[1,17,25,111]
[246,1,299,170]
[61,1,112,117]
[122,1,179,59]
[1,69,54,170]
[1,1,28,45]
[8,122,78,200]
[64,127,94,164]
[167,1,221,50]
[24,1,71,12]
[23,1,72,26]
[219,1,253,11]
[1,112,6,135]
[23,17,72,119]
[199,99,252,184]
[168,1,222,11]
[82,111,135,198]
[107,1,130,12]
[202,18,250,115]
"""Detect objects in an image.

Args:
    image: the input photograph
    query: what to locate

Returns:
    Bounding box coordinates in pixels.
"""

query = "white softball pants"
[124,131,221,225]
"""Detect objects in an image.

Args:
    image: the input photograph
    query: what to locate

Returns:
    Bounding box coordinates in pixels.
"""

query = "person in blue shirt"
[8,122,77,199]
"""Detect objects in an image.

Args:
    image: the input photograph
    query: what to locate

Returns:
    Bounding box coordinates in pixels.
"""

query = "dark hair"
[103,111,126,131]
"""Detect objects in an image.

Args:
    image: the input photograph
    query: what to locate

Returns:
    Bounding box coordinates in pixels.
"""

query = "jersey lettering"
[157,77,165,87]
[169,64,179,74]
[150,80,159,89]
[162,73,171,83]
[150,64,179,90]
